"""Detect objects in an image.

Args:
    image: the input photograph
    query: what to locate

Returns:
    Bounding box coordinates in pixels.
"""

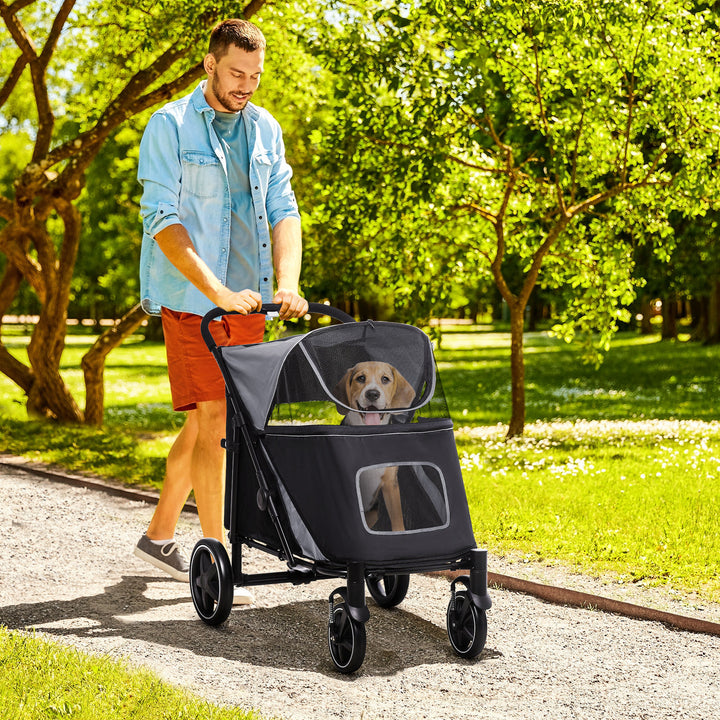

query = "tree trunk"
[82,303,148,425]
[25,302,84,422]
[661,295,677,340]
[707,279,720,345]
[690,296,708,342]
[0,261,34,391]
[506,300,526,438]
[639,296,655,334]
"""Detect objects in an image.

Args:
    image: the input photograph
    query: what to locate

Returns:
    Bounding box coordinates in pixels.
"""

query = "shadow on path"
[0,574,502,677]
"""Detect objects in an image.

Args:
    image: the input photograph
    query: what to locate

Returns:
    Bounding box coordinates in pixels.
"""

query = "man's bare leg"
[146,398,226,542]
[189,398,227,541]
[146,410,199,541]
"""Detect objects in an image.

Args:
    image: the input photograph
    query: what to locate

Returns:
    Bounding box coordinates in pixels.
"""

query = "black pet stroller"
[190,303,491,673]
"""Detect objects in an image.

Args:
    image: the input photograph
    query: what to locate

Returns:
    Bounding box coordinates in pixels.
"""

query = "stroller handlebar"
[201,302,355,352]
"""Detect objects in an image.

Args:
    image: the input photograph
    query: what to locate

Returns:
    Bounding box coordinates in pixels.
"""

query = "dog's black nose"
[365,389,380,402]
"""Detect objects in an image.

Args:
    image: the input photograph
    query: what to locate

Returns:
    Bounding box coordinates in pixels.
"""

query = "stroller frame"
[189,303,491,673]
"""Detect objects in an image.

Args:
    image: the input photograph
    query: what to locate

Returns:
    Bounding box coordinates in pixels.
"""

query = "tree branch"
[42,46,196,177]
[7,0,37,13]
[0,226,45,299]
[0,53,29,108]
[450,203,498,224]
[243,0,267,18]
[81,303,147,425]
[33,1,77,160]
[0,195,13,221]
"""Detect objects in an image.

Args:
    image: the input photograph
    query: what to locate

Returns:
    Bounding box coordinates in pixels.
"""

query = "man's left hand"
[273,289,309,320]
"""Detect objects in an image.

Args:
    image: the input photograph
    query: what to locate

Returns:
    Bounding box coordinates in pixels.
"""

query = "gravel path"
[1,462,719,720]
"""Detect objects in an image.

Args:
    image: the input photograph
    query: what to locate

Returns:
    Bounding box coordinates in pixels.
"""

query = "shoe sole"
[134,546,189,582]
[233,589,255,606]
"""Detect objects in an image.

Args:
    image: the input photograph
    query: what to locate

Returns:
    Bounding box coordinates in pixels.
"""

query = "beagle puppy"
[334,361,416,531]
[334,361,416,427]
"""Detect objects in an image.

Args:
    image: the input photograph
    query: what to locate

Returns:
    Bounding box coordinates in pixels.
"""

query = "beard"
[210,74,251,113]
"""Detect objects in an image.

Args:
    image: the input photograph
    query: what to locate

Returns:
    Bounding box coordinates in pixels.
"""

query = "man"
[134,18,307,604]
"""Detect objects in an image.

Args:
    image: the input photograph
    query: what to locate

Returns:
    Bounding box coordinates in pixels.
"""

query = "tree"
[0,0,271,424]
[304,0,720,435]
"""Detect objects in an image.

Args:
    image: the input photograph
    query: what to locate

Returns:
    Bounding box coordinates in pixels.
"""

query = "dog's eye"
[355,375,366,384]
[381,375,391,384]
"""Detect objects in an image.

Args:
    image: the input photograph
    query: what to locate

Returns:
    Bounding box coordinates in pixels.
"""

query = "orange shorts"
[161,308,265,412]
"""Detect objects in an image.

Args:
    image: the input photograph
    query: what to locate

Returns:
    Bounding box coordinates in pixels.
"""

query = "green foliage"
[301,0,720,337]
[0,627,261,720]
[72,121,147,319]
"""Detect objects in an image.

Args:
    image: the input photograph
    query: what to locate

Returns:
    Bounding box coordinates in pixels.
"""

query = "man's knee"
[195,399,227,441]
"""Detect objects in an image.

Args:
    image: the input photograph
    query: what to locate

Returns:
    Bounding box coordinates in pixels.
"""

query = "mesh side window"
[356,462,449,534]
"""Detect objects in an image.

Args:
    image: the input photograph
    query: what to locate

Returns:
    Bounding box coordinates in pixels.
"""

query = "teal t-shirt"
[212,110,260,293]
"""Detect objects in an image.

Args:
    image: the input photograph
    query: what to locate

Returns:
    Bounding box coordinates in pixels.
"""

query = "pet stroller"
[190,303,491,673]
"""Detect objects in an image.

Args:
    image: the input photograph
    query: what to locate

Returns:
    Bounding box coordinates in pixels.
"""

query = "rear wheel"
[366,573,410,608]
[189,539,234,626]
[328,602,366,674]
[447,590,487,659]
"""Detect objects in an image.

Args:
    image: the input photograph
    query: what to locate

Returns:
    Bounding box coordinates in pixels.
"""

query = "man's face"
[204,44,264,113]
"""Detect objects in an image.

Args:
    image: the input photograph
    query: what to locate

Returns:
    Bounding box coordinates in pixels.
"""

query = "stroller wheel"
[366,573,410,608]
[328,602,366,674]
[189,539,234,626]
[446,590,487,659]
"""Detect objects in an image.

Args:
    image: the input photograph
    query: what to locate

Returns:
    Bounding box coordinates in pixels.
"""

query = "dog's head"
[334,361,416,426]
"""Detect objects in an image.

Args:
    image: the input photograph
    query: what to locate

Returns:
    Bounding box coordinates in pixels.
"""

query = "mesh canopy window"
[220,320,450,429]
[270,321,449,426]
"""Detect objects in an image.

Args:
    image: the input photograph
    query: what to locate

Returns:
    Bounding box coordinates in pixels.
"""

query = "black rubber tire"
[446,590,487,659]
[189,538,234,626]
[328,602,367,674]
[366,573,410,608]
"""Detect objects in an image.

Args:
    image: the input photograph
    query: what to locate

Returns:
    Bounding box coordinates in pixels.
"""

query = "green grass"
[436,328,720,424]
[1,334,181,490]
[1,325,720,601]
[458,420,720,599]
[0,627,262,720]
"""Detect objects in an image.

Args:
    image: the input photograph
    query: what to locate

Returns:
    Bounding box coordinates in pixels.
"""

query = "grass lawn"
[1,323,719,602]
[0,627,260,720]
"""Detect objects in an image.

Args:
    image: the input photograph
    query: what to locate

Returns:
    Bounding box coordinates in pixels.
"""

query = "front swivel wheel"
[328,593,366,674]
[447,588,487,659]
[189,538,234,626]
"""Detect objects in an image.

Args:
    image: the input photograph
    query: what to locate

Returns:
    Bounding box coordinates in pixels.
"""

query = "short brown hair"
[208,19,266,58]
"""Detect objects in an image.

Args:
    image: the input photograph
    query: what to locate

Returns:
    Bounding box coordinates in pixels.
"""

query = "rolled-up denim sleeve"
[266,130,301,228]
[137,112,183,237]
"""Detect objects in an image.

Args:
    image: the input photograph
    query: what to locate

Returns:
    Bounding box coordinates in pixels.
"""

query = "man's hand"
[217,288,262,315]
[273,288,308,320]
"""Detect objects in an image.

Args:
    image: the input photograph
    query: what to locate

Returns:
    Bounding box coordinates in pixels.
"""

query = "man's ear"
[333,368,353,415]
[203,53,215,76]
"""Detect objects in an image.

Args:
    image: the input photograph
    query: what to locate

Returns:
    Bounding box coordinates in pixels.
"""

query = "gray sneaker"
[134,534,189,582]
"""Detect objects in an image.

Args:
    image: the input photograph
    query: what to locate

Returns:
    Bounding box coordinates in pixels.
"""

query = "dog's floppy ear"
[333,367,354,415]
[390,369,416,409]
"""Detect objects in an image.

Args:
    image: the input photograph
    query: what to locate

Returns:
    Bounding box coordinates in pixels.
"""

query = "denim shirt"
[137,81,300,316]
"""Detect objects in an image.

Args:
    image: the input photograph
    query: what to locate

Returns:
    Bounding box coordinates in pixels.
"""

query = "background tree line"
[1,0,719,435]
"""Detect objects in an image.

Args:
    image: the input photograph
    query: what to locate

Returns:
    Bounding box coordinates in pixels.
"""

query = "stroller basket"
[190,303,491,673]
